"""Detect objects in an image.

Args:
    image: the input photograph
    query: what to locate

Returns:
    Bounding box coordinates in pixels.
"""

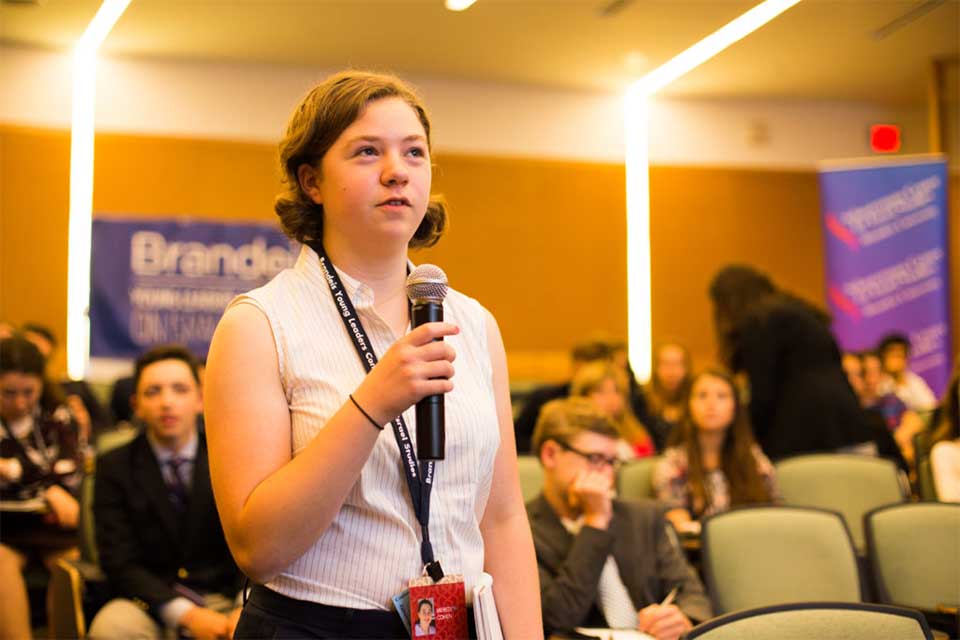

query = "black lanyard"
[308,240,443,581]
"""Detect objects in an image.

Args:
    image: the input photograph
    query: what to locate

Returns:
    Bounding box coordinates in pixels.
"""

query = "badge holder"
[408,573,467,639]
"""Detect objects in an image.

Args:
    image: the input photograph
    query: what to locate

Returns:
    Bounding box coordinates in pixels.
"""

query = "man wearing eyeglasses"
[526,397,711,640]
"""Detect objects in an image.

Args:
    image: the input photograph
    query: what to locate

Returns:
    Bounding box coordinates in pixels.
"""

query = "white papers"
[574,629,655,640]
[675,520,701,535]
[0,496,47,512]
[472,572,503,640]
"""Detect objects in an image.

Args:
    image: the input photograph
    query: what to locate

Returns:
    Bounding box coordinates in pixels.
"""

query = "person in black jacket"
[709,265,885,461]
[88,345,240,639]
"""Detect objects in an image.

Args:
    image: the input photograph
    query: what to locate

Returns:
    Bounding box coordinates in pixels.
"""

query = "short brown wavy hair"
[275,70,446,248]
[531,396,620,459]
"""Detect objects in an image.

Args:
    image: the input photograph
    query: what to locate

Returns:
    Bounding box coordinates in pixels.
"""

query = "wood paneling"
[2,125,957,384]
[0,127,72,377]
[648,166,826,370]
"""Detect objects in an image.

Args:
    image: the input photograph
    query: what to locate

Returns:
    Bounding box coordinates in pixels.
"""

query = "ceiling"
[2,0,958,105]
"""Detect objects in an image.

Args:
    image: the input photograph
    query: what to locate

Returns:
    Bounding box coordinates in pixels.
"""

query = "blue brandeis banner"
[819,155,952,397]
[90,218,297,359]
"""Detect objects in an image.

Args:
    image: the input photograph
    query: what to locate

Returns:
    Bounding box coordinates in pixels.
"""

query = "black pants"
[235,585,476,639]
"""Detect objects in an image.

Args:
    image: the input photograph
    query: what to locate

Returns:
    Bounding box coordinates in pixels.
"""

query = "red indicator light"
[870,124,901,153]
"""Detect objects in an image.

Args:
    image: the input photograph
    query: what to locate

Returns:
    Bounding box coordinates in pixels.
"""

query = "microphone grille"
[406,264,448,302]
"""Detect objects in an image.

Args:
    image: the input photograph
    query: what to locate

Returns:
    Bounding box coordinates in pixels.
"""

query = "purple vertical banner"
[819,155,951,397]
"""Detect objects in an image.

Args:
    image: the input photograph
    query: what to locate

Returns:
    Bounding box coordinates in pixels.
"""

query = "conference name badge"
[408,574,467,639]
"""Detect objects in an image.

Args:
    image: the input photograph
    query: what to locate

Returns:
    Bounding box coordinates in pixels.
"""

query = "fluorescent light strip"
[624,0,801,382]
[67,0,131,380]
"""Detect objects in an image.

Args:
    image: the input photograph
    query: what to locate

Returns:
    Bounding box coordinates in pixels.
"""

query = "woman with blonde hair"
[644,342,693,445]
[571,361,655,458]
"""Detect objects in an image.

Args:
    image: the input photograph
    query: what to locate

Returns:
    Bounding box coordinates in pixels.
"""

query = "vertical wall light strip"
[67,0,131,380]
[624,0,801,382]
[624,89,652,383]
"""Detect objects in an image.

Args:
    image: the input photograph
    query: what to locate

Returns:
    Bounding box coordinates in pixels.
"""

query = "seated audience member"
[930,359,960,502]
[572,361,655,458]
[644,342,692,446]
[653,369,780,531]
[0,337,83,638]
[514,339,616,454]
[108,374,136,425]
[88,345,241,640]
[877,333,937,413]
[861,351,905,416]
[527,397,711,638]
[606,340,658,444]
[22,322,111,440]
[841,352,865,398]
[843,351,923,466]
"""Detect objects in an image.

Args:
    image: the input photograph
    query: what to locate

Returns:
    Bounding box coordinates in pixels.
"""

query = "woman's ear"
[297,163,323,205]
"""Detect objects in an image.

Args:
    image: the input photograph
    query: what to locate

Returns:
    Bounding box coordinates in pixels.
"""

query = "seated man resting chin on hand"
[526,397,713,640]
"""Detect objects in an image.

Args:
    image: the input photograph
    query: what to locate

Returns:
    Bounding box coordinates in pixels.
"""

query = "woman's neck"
[322,234,410,333]
[697,429,726,466]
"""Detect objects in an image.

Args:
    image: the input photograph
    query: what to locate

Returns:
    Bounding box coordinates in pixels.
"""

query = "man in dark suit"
[88,345,241,639]
[526,397,712,639]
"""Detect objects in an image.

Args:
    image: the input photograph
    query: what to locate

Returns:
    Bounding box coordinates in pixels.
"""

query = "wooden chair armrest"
[61,558,106,583]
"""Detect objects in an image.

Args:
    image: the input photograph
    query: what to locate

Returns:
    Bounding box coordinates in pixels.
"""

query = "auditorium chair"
[914,431,939,501]
[701,505,862,615]
[617,456,659,500]
[865,502,960,638]
[47,427,139,638]
[517,455,544,503]
[774,453,908,551]
[685,601,933,640]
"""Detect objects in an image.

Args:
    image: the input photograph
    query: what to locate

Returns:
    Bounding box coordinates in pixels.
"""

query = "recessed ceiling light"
[445,0,477,11]
[623,51,649,74]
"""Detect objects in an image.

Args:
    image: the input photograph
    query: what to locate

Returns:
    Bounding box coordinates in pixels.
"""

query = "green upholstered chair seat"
[517,455,544,503]
[618,456,660,500]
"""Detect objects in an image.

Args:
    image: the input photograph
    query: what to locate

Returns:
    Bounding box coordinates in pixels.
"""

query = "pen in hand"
[660,585,679,608]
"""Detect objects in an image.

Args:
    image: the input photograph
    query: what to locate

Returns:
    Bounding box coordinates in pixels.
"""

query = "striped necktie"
[165,456,189,512]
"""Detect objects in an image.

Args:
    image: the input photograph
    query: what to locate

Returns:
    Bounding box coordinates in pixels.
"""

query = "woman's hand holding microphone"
[350,322,459,429]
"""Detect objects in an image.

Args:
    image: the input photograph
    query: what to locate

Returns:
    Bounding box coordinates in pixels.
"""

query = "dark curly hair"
[275,70,446,248]
[0,336,64,414]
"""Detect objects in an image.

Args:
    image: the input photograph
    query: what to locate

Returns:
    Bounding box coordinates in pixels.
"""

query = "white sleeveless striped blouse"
[230,245,500,609]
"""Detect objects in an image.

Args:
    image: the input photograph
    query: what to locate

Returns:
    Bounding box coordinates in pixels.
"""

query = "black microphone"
[406,264,449,461]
